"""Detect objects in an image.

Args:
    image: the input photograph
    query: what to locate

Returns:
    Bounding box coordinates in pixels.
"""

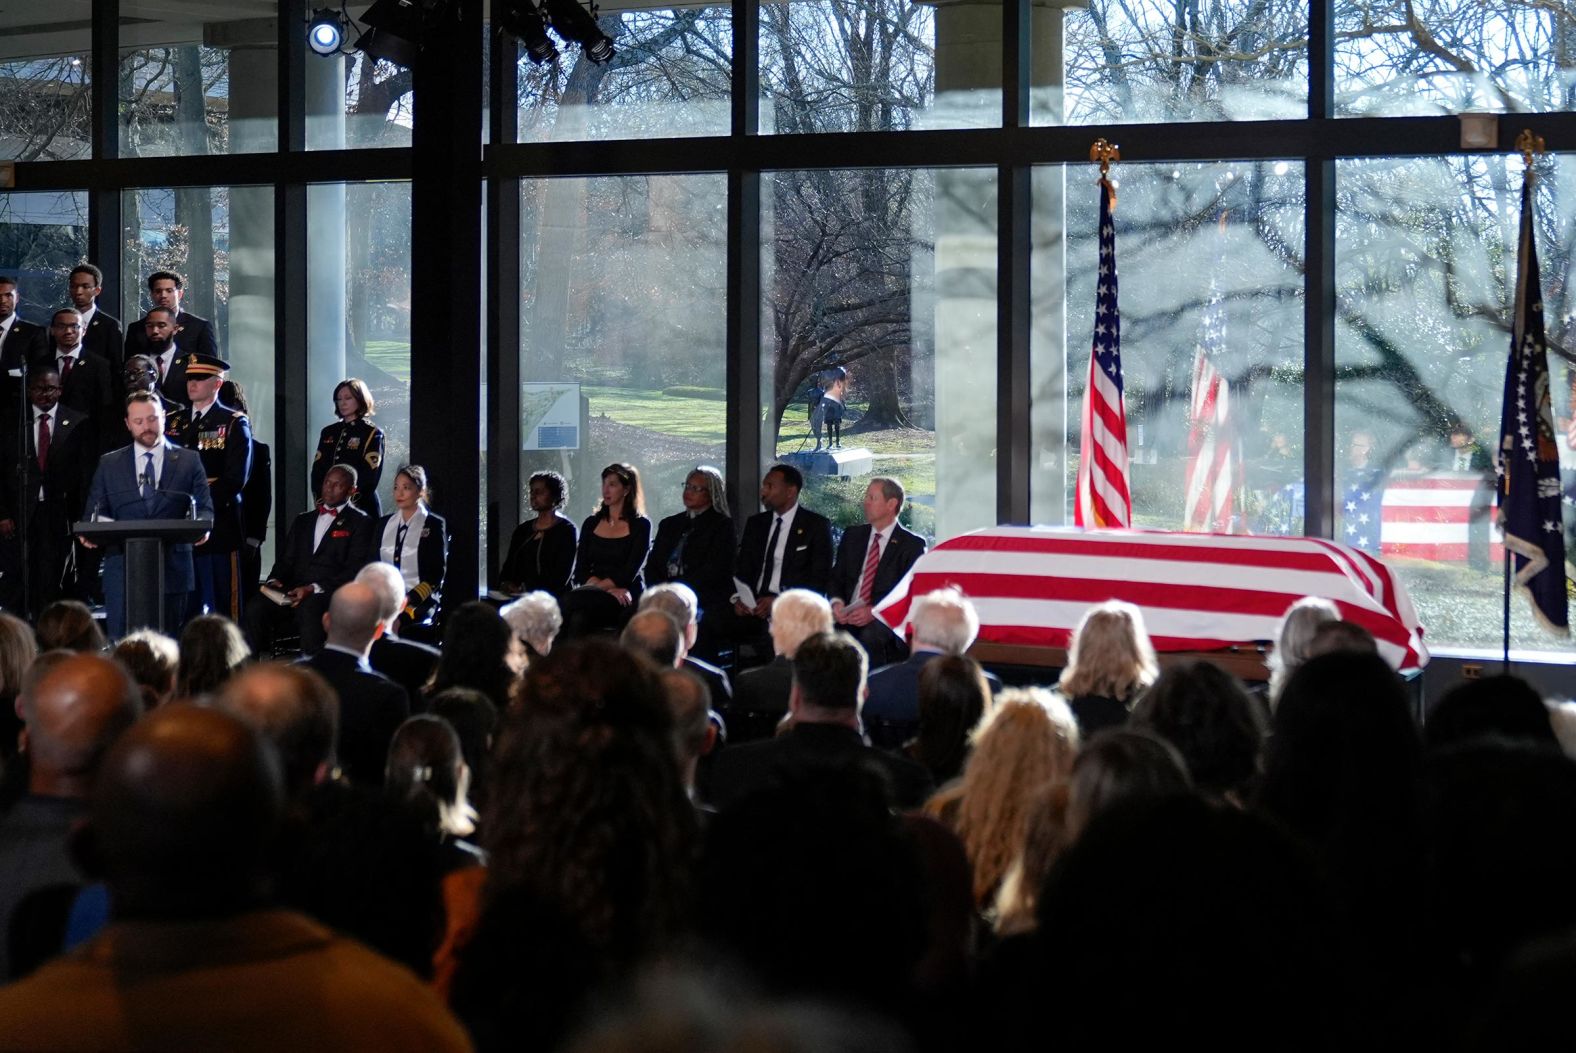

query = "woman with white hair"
[1265,596,1340,707]
[1055,600,1159,736]
[728,589,833,740]
[500,590,563,662]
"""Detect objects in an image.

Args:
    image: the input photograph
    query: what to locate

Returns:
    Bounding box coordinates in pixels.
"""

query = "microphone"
[153,489,198,520]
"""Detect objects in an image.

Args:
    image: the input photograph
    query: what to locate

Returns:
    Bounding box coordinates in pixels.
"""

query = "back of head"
[428,687,499,802]
[912,654,991,783]
[113,629,180,709]
[621,609,684,668]
[91,703,283,919]
[1426,675,1557,752]
[500,591,563,653]
[433,601,517,706]
[355,561,408,628]
[215,662,339,803]
[791,631,866,715]
[1130,661,1266,801]
[35,600,106,653]
[20,653,143,794]
[1058,600,1157,702]
[324,582,386,652]
[0,611,37,701]
[1065,727,1192,839]
[910,588,980,655]
[768,589,833,659]
[659,667,712,765]
[1307,619,1378,659]
[638,583,698,631]
[1267,597,1341,701]
[176,615,251,698]
[385,713,470,837]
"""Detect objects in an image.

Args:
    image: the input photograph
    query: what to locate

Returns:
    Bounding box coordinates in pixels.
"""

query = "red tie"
[36,413,49,472]
[58,355,73,381]
[857,532,882,605]
[318,504,336,517]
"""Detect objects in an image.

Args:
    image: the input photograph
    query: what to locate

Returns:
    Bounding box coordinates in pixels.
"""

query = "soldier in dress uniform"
[166,353,253,623]
[311,378,385,517]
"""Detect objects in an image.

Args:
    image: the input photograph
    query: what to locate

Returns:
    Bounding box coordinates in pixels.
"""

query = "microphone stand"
[12,351,30,619]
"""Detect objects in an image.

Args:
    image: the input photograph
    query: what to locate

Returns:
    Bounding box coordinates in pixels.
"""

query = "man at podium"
[80,391,213,639]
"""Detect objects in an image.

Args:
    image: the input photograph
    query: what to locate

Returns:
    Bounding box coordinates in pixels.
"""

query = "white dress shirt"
[314,503,347,552]
[380,505,428,591]
[133,439,167,490]
[765,502,801,595]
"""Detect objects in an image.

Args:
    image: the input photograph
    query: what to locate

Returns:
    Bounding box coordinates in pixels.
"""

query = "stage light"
[355,0,428,68]
[543,0,615,64]
[497,0,559,65]
[307,9,346,55]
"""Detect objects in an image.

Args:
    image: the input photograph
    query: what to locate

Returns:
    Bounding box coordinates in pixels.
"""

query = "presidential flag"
[1496,170,1568,634]
[1183,280,1244,533]
[1075,178,1131,528]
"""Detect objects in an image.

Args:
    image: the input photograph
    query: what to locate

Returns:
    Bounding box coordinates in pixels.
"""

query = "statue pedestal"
[784,447,874,479]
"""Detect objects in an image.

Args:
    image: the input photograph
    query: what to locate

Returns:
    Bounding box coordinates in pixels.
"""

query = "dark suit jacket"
[863,650,1004,748]
[297,647,410,786]
[79,309,123,366]
[735,505,834,598]
[45,350,119,454]
[733,654,793,715]
[683,655,733,707]
[81,442,215,593]
[268,504,377,593]
[828,522,926,609]
[0,319,46,376]
[243,441,272,545]
[369,635,441,708]
[166,400,252,553]
[496,514,577,596]
[378,508,448,623]
[647,508,736,614]
[0,405,92,523]
[708,721,933,811]
[124,310,217,366]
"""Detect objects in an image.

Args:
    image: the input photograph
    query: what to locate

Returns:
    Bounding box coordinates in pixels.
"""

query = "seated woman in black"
[646,464,735,662]
[496,470,577,599]
[378,464,448,639]
[560,462,652,639]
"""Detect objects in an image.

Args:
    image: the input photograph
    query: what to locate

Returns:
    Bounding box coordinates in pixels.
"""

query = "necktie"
[394,522,409,568]
[36,413,49,472]
[156,355,167,381]
[58,355,73,381]
[318,504,336,517]
[857,532,882,605]
[140,452,154,500]
[758,515,783,596]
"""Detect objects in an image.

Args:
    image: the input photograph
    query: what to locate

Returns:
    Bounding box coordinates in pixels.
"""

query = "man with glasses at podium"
[80,391,213,640]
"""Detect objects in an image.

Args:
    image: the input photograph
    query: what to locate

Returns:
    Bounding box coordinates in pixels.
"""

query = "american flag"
[1075,179,1131,528]
[1340,470,1385,554]
[1183,281,1243,533]
[875,526,1428,674]
[1496,172,1568,634]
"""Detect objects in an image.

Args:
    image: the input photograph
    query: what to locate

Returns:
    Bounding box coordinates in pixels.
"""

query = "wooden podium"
[74,519,214,633]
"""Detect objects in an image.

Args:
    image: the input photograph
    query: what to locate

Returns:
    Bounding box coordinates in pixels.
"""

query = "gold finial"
[1090,138,1120,178]
[1517,128,1546,167]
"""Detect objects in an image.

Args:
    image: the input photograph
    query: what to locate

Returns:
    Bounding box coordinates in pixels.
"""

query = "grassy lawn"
[584,385,728,445]
[363,340,411,383]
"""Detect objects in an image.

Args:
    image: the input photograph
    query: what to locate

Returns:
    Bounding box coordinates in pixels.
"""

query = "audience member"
[0,704,470,1051]
[214,662,338,806]
[1306,618,1379,657]
[35,599,106,653]
[1426,674,1558,752]
[1053,599,1157,736]
[562,462,653,639]
[729,588,832,740]
[451,639,694,1053]
[658,668,718,807]
[385,714,481,865]
[1129,660,1266,804]
[297,582,411,786]
[378,464,448,638]
[904,654,992,787]
[427,687,499,817]
[0,612,38,761]
[924,687,1079,909]
[500,590,562,662]
[710,631,932,811]
[111,629,179,709]
[645,466,736,660]
[730,464,834,661]
[357,560,442,702]
[638,582,733,707]
[865,587,1001,749]
[0,654,141,980]
[311,378,386,517]
[175,614,250,698]
[621,609,685,668]
[427,601,522,713]
[496,470,576,599]
[828,477,926,666]
[1265,595,1340,707]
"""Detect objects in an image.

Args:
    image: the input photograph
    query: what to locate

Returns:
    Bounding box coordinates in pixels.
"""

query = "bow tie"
[318,505,338,518]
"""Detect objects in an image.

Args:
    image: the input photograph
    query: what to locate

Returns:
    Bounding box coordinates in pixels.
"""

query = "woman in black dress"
[378,464,449,638]
[496,470,577,599]
[561,462,652,639]
[311,378,385,516]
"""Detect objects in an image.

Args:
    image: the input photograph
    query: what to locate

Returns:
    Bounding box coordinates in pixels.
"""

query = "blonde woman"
[1055,600,1159,736]
[925,687,1080,910]
[1265,596,1340,708]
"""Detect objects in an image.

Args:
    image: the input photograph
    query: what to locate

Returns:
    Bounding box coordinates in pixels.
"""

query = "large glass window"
[1050,0,1307,125]
[119,6,281,157]
[1336,0,1576,116]
[518,174,727,526]
[761,167,998,544]
[0,192,90,317]
[516,6,731,142]
[306,181,412,513]
[1031,162,1306,532]
[0,24,91,161]
[1335,155,1574,654]
[760,0,998,133]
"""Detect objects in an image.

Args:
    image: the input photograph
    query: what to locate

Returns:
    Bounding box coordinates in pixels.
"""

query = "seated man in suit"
[296,582,411,787]
[864,586,1003,748]
[730,463,834,665]
[708,630,932,811]
[356,560,441,704]
[243,464,376,656]
[0,366,93,617]
[79,392,214,640]
[828,477,926,667]
[729,588,832,743]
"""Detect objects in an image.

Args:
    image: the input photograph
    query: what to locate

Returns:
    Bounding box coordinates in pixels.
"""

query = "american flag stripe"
[1075,178,1131,530]
[876,526,1428,673]
[1184,276,1240,534]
